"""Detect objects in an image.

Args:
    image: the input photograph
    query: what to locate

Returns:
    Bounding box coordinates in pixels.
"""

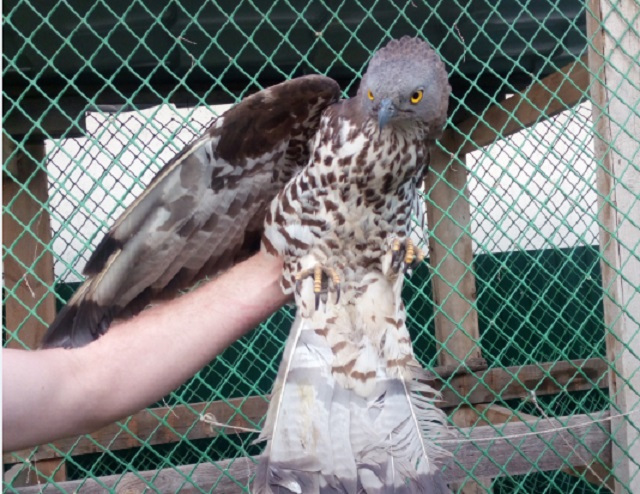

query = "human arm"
[2,251,287,452]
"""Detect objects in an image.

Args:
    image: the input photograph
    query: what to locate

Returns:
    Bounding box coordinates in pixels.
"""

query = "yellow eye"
[367,90,374,101]
[410,89,424,104]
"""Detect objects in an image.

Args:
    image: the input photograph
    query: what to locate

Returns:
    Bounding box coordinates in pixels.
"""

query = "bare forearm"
[3,252,287,452]
[87,251,287,421]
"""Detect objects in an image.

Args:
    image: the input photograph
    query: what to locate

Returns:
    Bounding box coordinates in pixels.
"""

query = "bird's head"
[358,37,450,137]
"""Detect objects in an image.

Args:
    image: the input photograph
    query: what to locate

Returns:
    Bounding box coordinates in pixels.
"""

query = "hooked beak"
[377,98,396,129]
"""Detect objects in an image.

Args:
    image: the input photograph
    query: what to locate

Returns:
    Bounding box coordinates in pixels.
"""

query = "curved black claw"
[295,264,341,310]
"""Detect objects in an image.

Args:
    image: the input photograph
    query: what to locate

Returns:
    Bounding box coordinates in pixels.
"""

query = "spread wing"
[41,75,341,349]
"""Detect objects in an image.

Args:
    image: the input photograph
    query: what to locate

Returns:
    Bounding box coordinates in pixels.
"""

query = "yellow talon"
[404,239,415,265]
[388,237,425,274]
[314,265,322,293]
[330,269,340,286]
[294,264,342,310]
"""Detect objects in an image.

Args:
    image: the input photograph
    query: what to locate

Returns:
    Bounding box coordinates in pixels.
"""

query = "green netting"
[3,0,639,493]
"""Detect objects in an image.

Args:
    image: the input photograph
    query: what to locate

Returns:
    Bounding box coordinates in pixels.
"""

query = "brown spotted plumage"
[41,36,452,493]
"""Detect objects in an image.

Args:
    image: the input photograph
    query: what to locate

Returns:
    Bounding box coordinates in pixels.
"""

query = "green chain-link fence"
[3,0,639,492]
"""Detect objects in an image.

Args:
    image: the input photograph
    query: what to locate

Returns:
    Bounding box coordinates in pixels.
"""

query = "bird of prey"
[42,36,452,493]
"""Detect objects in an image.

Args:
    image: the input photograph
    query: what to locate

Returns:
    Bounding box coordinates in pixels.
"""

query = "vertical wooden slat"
[587,1,640,493]
[425,144,488,492]
[425,144,484,368]
[2,134,66,483]
[2,135,56,348]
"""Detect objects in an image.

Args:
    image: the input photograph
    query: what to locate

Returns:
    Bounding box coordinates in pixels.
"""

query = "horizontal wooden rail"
[440,356,609,407]
[4,396,267,464]
[4,357,608,465]
[12,413,612,493]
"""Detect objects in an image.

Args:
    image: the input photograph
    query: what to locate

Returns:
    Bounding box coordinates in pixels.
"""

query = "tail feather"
[254,315,337,493]
[253,272,451,493]
[327,386,358,492]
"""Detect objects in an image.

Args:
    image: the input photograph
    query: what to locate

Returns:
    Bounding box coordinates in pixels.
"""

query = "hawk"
[42,36,452,493]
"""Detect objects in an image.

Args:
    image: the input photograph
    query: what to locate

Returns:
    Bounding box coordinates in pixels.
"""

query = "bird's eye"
[367,90,374,101]
[410,90,424,104]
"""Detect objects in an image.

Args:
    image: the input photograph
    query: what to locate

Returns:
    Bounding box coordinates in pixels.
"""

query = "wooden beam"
[441,357,610,409]
[3,461,67,489]
[445,54,589,156]
[425,147,484,370]
[12,413,612,493]
[475,403,537,426]
[476,404,614,490]
[587,1,640,493]
[2,134,56,348]
[4,395,268,464]
[4,357,608,464]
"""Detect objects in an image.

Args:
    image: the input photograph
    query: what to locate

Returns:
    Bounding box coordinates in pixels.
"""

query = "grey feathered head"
[358,36,450,137]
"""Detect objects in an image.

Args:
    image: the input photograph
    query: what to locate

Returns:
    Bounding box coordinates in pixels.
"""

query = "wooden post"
[2,134,67,483]
[3,134,56,347]
[425,143,488,492]
[425,143,484,368]
[587,1,640,493]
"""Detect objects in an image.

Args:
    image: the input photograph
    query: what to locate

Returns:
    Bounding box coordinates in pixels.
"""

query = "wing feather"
[41,75,340,349]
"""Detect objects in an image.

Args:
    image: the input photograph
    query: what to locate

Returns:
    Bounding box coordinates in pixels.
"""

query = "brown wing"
[41,75,341,349]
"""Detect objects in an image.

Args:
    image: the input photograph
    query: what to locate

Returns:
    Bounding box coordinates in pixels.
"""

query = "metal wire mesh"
[3,0,639,492]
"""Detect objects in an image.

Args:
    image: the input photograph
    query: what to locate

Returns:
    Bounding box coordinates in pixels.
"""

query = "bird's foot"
[388,237,425,275]
[295,264,341,310]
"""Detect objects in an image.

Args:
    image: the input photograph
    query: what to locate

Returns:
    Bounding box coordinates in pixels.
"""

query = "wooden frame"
[587,0,640,492]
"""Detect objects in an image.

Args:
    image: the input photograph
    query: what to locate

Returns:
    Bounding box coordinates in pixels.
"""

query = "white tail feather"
[253,273,451,493]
